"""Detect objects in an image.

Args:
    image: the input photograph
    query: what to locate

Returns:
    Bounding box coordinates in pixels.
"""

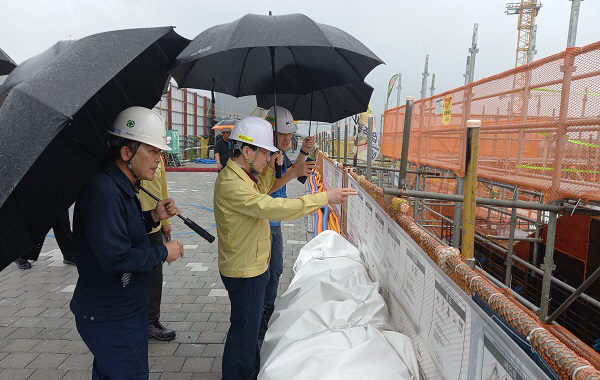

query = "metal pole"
[353,118,358,167]
[545,264,600,323]
[532,195,544,276]
[463,56,471,86]
[396,74,402,108]
[382,188,564,212]
[343,118,349,166]
[468,23,479,83]
[366,116,374,179]
[337,122,341,162]
[462,120,481,269]
[399,97,414,188]
[331,123,335,156]
[430,74,436,97]
[527,24,538,63]
[420,54,429,99]
[567,0,582,48]
[413,171,420,222]
[504,187,519,286]
[538,205,558,320]
[452,177,464,248]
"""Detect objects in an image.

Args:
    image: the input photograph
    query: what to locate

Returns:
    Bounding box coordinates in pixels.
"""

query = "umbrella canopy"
[256,82,374,123]
[0,47,16,76]
[170,13,383,97]
[0,27,189,271]
[212,117,238,130]
[0,40,76,101]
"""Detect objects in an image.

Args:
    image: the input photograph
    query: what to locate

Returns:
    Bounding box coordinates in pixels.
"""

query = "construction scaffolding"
[382,41,600,204]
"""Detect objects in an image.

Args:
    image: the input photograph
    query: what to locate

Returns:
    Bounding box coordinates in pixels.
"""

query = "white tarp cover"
[259,230,419,380]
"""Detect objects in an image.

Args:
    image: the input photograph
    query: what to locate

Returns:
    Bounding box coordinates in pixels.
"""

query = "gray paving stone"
[181,357,214,372]
[150,355,185,372]
[57,354,92,371]
[61,370,92,380]
[0,351,38,368]
[0,338,40,353]
[26,353,68,369]
[173,343,206,357]
[148,342,178,357]
[0,368,35,380]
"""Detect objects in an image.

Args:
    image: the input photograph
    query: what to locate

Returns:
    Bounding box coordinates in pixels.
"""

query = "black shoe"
[149,321,176,341]
[63,258,76,266]
[14,258,31,270]
[259,305,275,339]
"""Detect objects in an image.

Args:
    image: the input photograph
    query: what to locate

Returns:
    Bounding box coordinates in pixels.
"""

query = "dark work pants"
[75,309,149,380]
[221,271,269,380]
[22,210,74,261]
[264,225,283,308]
[147,230,164,323]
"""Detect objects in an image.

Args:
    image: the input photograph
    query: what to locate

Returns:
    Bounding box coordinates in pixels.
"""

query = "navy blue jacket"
[70,160,168,321]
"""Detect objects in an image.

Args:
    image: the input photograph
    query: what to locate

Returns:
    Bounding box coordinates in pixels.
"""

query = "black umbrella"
[170,13,383,176]
[0,27,196,271]
[256,81,374,123]
[0,40,76,102]
[0,47,16,76]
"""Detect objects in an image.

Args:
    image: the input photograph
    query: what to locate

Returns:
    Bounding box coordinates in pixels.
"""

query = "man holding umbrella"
[214,116,356,379]
[70,106,185,379]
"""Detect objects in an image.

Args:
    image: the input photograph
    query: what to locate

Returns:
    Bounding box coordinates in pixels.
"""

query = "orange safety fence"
[383,41,600,203]
[316,151,600,380]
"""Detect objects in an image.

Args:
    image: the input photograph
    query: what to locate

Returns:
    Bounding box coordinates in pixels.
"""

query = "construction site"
[1,1,599,379]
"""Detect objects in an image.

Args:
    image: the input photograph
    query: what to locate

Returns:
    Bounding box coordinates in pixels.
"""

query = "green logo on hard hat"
[126,120,135,128]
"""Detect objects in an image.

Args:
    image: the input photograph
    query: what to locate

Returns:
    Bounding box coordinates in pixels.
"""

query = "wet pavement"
[0,161,310,379]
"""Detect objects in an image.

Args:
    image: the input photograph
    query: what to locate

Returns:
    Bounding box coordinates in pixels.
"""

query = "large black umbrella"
[170,13,383,176]
[0,40,76,102]
[170,13,383,97]
[0,47,17,76]
[256,81,374,123]
[0,27,189,270]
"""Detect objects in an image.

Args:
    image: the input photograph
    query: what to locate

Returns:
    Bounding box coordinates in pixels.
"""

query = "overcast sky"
[2,0,599,135]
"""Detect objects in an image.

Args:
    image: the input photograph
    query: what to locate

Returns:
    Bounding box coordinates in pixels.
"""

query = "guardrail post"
[366,116,374,179]
[538,205,558,320]
[462,120,481,269]
[398,97,414,188]
[452,177,464,248]
[343,118,349,166]
[504,186,519,286]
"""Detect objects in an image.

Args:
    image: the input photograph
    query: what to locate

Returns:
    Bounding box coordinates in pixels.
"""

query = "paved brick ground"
[0,158,311,379]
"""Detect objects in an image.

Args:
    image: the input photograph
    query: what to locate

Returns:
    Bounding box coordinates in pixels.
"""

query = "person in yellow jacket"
[139,154,176,341]
[214,116,356,380]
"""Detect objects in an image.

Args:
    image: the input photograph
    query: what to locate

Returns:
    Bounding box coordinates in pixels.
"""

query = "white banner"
[345,174,548,380]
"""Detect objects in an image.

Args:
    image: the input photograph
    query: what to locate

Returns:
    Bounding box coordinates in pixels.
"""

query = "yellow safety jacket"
[214,159,328,278]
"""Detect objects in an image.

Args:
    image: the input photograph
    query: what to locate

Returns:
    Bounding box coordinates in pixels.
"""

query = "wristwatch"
[300,149,309,156]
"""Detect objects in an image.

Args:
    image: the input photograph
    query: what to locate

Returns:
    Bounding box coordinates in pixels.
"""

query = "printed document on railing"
[345,174,548,380]
[322,158,343,217]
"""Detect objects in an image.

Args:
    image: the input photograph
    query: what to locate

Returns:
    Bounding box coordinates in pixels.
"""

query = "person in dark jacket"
[70,106,184,380]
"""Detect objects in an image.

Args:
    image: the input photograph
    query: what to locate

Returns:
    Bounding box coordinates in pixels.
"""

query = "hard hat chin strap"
[244,149,260,173]
[234,140,260,174]
[126,143,141,184]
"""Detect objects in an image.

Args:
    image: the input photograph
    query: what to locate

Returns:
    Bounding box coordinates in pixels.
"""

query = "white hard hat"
[266,106,297,133]
[231,116,278,152]
[108,106,171,151]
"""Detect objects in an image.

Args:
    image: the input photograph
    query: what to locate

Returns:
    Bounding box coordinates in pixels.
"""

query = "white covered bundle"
[259,230,418,380]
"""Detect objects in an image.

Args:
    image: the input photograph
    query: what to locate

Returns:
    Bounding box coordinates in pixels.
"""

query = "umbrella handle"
[275,164,282,178]
[138,185,215,243]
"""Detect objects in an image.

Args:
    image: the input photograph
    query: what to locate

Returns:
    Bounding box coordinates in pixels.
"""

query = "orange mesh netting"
[383,41,600,203]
